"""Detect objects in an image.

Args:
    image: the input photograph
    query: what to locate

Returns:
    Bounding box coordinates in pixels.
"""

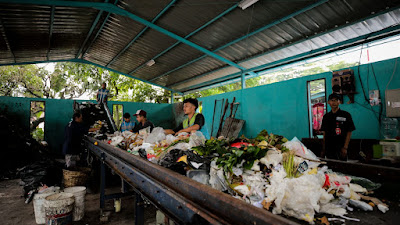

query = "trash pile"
[0,112,52,180]
[78,102,114,138]
[94,128,389,224]
[18,160,63,203]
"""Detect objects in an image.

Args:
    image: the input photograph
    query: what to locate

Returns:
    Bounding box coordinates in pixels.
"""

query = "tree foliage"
[0,59,357,103]
[0,62,170,103]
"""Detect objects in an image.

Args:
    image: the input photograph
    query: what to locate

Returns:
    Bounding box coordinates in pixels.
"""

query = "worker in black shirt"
[62,112,100,168]
[320,93,356,161]
[165,98,209,138]
[132,110,154,133]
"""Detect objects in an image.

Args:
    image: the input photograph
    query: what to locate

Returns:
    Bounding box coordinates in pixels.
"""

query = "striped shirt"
[120,121,135,132]
[97,88,109,103]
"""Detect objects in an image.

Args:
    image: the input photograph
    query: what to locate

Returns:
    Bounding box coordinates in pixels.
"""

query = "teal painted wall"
[1,57,399,155]
[108,100,174,129]
[0,97,173,155]
[199,57,400,140]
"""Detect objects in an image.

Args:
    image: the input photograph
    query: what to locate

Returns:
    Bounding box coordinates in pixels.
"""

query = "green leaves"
[192,139,228,156]
[194,138,268,173]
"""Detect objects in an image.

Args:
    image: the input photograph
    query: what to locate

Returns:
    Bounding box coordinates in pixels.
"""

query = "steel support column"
[100,152,106,209]
[134,193,145,225]
[241,71,246,89]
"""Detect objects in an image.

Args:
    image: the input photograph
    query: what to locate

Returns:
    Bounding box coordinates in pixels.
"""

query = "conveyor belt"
[84,136,299,225]
[321,158,400,182]
[102,103,117,133]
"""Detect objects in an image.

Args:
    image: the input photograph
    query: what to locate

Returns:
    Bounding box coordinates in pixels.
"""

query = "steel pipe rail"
[84,136,299,225]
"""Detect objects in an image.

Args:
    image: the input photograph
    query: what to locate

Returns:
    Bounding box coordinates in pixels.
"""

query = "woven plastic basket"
[63,168,90,187]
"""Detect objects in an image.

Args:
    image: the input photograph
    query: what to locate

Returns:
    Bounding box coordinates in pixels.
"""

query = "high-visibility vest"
[182,113,210,139]
[183,113,198,129]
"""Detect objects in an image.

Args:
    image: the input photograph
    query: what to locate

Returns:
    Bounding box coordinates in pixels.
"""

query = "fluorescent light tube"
[146,59,155,67]
[238,0,259,10]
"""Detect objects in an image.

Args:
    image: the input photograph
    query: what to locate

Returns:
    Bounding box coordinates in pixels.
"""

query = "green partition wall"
[199,57,400,140]
[1,57,399,155]
[0,97,173,155]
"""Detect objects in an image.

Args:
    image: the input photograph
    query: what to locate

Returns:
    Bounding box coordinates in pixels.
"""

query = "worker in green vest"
[165,98,209,138]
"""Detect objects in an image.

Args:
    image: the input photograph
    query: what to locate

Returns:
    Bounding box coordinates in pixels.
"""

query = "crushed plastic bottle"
[349,199,373,211]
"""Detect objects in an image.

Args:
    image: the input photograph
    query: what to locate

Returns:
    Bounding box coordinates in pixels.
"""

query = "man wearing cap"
[165,98,209,138]
[320,93,355,161]
[132,110,154,133]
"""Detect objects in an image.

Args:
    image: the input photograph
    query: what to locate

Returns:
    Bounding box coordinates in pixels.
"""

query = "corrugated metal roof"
[0,0,400,93]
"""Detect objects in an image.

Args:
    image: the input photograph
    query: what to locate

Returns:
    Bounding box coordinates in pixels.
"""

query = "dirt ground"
[0,179,157,225]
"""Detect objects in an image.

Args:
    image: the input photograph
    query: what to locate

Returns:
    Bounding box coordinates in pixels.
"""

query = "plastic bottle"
[381,118,398,139]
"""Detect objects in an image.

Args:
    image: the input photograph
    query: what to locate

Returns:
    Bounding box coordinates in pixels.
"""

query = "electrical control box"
[386,89,400,117]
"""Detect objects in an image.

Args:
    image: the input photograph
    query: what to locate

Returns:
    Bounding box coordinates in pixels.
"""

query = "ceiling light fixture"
[238,0,259,10]
[146,59,155,67]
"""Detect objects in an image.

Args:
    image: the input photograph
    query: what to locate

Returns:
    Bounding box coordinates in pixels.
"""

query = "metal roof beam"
[182,23,400,93]
[106,0,176,67]
[2,1,249,79]
[75,0,109,59]
[46,6,55,61]
[77,59,181,94]
[81,0,119,59]
[172,4,400,90]
[0,18,15,63]
[128,3,239,75]
[150,0,328,82]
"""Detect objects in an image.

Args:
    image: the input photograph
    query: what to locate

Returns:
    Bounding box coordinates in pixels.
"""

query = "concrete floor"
[1,178,400,225]
[0,179,157,225]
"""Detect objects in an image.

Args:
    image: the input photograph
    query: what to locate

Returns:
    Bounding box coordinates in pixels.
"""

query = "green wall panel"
[199,57,400,140]
[0,96,32,132]
[108,100,174,129]
[0,97,173,155]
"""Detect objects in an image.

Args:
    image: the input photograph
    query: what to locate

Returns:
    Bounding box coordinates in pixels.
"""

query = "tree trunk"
[30,117,45,132]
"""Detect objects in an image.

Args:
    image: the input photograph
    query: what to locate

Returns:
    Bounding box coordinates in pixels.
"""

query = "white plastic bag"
[319,203,347,216]
[260,149,282,168]
[144,127,166,144]
[174,143,190,151]
[283,137,319,161]
[188,131,206,148]
[110,136,124,146]
[265,170,329,224]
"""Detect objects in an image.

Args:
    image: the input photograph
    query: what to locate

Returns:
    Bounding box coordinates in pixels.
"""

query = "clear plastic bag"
[283,137,319,161]
[165,134,178,145]
[144,127,166,144]
[188,131,206,148]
